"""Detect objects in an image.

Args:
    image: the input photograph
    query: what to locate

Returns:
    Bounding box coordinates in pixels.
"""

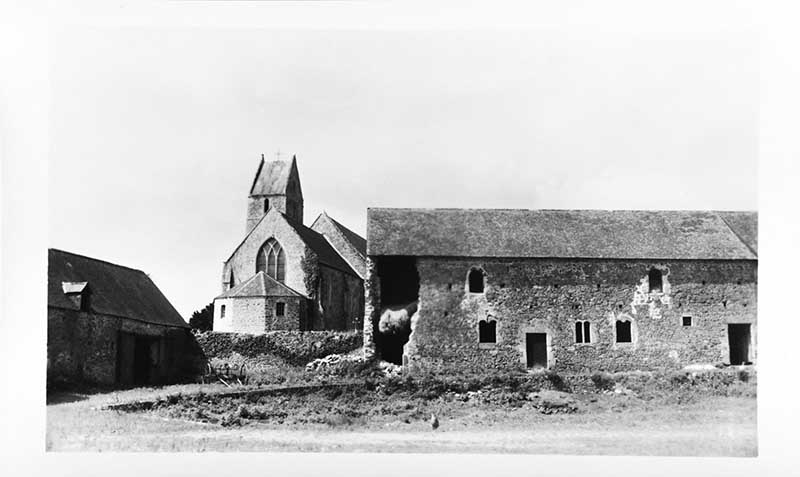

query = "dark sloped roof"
[716,211,757,255]
[326,215,367,257]
[249,156,300,196]
[367,208,758,260]
[217,271,303,299]
[48,249,188,328]
[283,216,360,275]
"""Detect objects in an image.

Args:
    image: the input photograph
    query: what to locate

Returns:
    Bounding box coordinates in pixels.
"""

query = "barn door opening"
[526,333,547,369]
[728,324,751,365]
[133,336,156,385]
[375,256,419,365]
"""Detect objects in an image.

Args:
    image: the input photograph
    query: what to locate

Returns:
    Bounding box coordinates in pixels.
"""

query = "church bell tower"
[245,154,304,233]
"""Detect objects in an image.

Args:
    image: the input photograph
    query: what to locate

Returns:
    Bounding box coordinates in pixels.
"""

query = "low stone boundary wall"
[192,330,363,374]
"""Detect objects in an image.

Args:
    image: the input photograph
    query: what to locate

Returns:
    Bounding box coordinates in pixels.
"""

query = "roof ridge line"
[224,209,276,263]
[48,248,146,275]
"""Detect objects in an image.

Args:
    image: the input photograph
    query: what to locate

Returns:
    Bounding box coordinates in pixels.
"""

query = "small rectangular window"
[616,320,632,343]
[220,304,226,319]
[682,315,692,326]
[276,302,285,317]
[479,320,496,343]
[575,321,591,343]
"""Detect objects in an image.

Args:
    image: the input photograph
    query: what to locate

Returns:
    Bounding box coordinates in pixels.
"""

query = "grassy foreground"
[46,369,757,455]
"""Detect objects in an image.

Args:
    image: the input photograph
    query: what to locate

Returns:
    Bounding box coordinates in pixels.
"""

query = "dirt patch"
[107,367,756,430]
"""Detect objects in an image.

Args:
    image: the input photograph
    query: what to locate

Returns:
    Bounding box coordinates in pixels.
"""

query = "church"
[213,155,365,334]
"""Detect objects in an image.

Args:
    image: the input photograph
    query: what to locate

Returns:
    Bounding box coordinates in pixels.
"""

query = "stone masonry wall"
[214,296,303,333]
[47,307,195,386]
[386,258,757,373]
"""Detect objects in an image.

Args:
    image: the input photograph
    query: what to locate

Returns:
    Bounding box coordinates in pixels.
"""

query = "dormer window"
[62,281,91,312]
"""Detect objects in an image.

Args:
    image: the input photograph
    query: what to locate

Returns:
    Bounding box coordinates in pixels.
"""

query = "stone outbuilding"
[213,155,365,333]
[364,208,757,373]
[48,249,195,387]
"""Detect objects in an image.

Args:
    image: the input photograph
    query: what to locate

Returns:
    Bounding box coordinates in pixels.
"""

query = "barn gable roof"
[217,271,303,299]
[367,208,758,260]
[48,249,188,328]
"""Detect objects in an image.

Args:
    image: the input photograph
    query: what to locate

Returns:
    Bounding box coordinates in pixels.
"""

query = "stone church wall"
[222,210,311,296]
[383,258,757,373]
[315,265,364,331]
[214,296,304,333]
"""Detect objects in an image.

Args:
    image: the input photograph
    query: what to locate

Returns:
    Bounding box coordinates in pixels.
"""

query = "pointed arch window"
[256,238,286,282]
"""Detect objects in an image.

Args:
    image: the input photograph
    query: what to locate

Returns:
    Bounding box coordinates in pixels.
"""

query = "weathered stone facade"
[48,308,195,386]
[402,258,756,373]
[364,208,758,373]
[213,295,305,334]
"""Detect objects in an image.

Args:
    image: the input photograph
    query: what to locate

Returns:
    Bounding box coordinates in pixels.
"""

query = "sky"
[48,26,758,319]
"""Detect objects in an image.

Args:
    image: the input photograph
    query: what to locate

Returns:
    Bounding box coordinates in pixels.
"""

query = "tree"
[189,302,214,331]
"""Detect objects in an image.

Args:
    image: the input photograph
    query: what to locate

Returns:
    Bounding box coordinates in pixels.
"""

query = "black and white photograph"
[2,1,799,475]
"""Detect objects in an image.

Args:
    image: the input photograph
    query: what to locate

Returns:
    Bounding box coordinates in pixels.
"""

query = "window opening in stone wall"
[276,302,285,317]
[649,268,663,293]
[616,320,632,343]
[264,198,270,213]
[256,238,286,283]
[682,315,692,326]
[220,305,226,319]
[468,268,485,293]
[229,270,235,290]
[575,321,591,343]
[479,320,496,343]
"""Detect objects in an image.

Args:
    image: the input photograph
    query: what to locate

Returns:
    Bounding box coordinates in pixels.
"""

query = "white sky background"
[49,25,758,318]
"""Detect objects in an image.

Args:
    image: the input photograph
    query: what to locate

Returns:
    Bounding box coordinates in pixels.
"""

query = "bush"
[590,372,616,391]
[545,370,570,392]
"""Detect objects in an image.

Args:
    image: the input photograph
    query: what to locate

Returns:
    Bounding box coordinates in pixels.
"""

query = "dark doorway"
[117,332,158,386]
[375,256,420,365]
[728,324,751,365]
[133,336,155,385]
[525,333,547,368]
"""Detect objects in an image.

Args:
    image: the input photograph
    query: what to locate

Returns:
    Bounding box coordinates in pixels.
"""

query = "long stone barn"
[363,209,757,373]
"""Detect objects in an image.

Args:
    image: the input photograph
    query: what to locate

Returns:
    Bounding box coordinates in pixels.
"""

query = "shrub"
[545,370,570,392]
[590,372,615,391]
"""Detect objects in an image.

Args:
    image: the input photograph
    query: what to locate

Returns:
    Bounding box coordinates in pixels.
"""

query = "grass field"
[46,373,757,455]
